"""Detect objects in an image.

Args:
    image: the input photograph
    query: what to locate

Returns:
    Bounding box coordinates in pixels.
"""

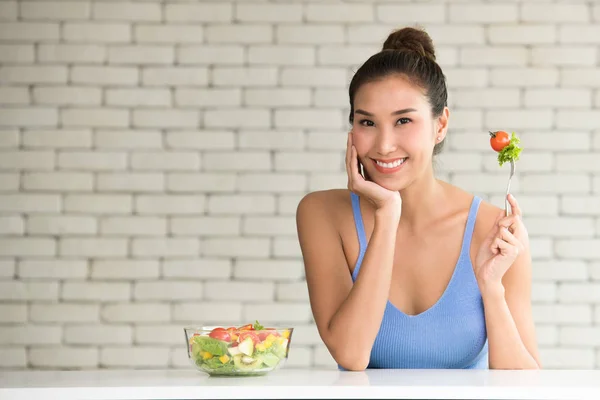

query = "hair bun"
[382,26,436,61]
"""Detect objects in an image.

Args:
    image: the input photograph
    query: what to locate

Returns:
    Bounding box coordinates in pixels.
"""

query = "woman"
[296,27,541,370]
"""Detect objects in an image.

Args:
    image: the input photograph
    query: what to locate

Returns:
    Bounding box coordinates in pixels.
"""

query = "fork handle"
[505,161,515,216]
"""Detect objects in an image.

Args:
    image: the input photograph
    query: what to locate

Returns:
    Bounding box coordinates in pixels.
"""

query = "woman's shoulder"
[296,190,355,260]
[298,188,352,203]
[444,183,503,239]
[296,189,353,221]
[469,192,504,242]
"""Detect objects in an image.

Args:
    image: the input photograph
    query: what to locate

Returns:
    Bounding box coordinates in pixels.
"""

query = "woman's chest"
[340,213,480,316]
[369,296,488,369]
[387,236,467,316]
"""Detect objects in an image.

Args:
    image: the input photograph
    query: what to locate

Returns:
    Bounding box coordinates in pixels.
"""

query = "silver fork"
[505,160,515,217]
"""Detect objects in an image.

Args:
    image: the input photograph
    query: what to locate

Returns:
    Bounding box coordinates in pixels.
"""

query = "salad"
[489,130,522,166]
[187,321,291,376]
[489,130,522,216]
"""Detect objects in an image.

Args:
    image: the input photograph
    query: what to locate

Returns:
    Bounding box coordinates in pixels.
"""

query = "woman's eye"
[358,118,410,127]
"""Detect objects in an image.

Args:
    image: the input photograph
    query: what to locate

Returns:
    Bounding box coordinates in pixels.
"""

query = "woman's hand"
[346,131,401,216]
[474,194,529,290]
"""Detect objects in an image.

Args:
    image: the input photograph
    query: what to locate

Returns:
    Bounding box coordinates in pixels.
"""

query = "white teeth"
[376,158,406,168]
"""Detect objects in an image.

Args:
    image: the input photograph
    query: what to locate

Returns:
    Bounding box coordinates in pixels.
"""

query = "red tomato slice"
[257,329,281,342]
[209,328,231,342]
[238,331,260,345]
[238,324,254,331]
[225,327,238,339]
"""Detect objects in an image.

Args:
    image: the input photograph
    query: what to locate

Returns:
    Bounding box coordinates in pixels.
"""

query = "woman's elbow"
[330,348,370,371]
[320,328,372,371]
[342,362,368,371]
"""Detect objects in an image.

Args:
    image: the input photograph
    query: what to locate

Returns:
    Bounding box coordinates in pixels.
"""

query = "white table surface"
[1,368,600,400]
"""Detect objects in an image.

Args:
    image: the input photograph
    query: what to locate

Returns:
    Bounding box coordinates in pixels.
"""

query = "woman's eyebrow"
[355,108,417,117]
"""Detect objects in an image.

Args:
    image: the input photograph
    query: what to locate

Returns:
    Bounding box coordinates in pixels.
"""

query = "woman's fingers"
[344,133,401,210]
[351,145,363,183]
[490,228,522,259]
[507,194,522,218]
[499,227,523,252]
[354,146,363,177]
[346,132,355,190]
[346,135,364,192]
[345,132,351,173]
[491,236,516,257]
[498,213,523,235]
[491,237,506,253]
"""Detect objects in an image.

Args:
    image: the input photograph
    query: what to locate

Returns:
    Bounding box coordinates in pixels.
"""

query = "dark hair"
[348,26,448,156]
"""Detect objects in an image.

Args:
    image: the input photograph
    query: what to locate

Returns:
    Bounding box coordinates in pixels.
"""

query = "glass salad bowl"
[184,321,293,376]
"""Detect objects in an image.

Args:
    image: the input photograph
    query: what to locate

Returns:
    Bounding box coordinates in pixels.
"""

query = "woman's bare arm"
[296,191,400,370]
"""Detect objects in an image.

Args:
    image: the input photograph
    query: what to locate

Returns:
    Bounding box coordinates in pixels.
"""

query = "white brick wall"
[0,0,599,371]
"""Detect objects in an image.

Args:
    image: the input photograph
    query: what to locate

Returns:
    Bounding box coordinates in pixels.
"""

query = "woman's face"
[351,75,447,191]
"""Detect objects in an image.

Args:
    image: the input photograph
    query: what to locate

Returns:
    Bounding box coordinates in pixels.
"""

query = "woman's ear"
[435,107,450,141]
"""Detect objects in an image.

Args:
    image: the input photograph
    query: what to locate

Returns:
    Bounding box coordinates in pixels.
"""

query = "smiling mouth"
[373,157,408,169]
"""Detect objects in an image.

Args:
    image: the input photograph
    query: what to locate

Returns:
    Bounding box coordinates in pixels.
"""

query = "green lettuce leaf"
[193,336,228,356]
[253,320,264,330]
[197,357,235,374]
[191,342,202,358]
[497,132,522,166]
[213,363,235,373]
[202,355,235,373]
[203,356,225,368]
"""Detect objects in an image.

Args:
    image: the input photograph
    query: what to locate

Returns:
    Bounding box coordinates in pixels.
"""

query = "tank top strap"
[350,193,481,281]
[459,195,482,258]
[350,192,367,281]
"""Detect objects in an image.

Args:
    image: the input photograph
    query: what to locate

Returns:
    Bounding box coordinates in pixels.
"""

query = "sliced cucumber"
[258,352,280,368]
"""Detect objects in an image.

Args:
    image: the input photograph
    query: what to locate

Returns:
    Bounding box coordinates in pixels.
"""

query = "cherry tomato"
[489,130,510,152]
[238,324,254,331]
[238,331,260,345]
[209,327,231,342]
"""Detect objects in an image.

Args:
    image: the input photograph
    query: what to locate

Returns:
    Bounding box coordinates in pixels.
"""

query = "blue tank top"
[342,192,489,369]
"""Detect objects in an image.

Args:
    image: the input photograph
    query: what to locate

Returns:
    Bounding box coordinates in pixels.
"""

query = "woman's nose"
[374,128,398,156]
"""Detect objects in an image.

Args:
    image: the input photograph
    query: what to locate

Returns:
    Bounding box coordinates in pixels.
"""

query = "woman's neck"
[398,175,450,232]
